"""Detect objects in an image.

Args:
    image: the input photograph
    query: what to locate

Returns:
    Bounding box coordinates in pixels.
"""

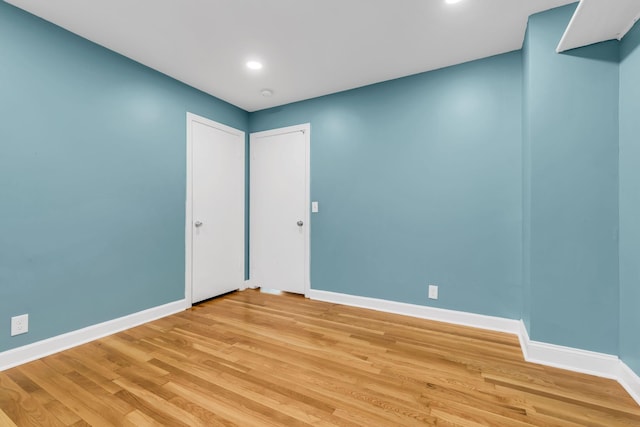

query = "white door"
[187,113,245,304]
[250,124,310,294]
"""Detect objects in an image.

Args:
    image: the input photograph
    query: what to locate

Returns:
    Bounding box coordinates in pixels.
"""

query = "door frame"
[249,123,311,296]
[185,112,246,307]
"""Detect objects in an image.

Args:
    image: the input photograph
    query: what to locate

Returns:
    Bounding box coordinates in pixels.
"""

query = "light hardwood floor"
[1,290,639,426]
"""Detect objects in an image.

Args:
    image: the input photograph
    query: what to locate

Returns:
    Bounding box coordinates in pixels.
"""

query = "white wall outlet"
[11,314,29,336]
[428,285,438,300]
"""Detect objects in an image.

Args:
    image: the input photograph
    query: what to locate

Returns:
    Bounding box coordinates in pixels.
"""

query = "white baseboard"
[307,289,521,335]
[2,288,639,408]
[517,320,620,379]
[308,289,640,407]
[517,320,531,360]
[0,299,188,371]
[619,361,640,405]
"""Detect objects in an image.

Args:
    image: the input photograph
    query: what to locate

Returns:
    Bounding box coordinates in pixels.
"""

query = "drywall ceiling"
[6,0,628,112]
[557,0,640,52]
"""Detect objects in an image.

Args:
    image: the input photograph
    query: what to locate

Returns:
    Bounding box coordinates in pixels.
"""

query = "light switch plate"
[312,201,319,213]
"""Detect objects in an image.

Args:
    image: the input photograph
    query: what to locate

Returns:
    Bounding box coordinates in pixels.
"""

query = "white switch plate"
[11,314,29,336]
[428,285,438,300]
[312,201,319,213]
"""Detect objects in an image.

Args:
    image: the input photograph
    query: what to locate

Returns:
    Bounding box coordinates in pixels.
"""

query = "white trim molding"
[0,299,187,372]
[619,361,640,405]
[308,289,640,407]
[520,320,640,406]
[517,320,530,360]
[307,289,521,335]
[518,320,620,380]
[2,287,639,407]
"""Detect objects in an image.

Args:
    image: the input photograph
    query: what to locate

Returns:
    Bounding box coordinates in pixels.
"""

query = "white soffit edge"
[557,0,640,52]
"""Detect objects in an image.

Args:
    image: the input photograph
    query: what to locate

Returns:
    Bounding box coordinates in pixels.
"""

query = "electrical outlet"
[428,285,438,300]
[11,314,28,336]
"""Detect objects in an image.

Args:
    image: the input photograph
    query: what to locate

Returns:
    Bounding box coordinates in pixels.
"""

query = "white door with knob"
[250,124,310,294]
[187,113,245,304]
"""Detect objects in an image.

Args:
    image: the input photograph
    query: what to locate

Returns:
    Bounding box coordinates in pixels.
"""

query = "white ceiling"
[557,0,640,52]
[6,0,634,112]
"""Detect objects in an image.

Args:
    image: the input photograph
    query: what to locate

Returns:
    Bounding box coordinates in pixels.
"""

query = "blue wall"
[619,20,640,374]
[0,2,248,352]
[523,4,619,354]
[3,0,639,374]
[251,53,523,319]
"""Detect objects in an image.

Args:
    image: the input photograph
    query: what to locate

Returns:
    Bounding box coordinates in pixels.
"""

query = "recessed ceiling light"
[246,61,263,70]
[261,89,273,97]
[445,0,462,4]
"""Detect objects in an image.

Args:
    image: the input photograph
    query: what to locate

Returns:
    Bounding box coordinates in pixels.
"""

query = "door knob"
[195,221,203,227]
[297,220,304,226]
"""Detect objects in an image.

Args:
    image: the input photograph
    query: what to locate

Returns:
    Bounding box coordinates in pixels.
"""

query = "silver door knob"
[194,221,203,227]
[297,220,304,226]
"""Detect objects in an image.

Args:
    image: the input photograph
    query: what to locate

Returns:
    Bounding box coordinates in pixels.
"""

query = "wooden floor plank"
[0,372,65,427]
[0,408,18,427]
[0,289,638,426]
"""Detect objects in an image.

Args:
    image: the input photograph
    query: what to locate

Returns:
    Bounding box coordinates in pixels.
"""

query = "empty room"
[1,0,640,425]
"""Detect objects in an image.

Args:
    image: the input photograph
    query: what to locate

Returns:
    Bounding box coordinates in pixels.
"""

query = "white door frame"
[185,112,246,307]
[249,123,311,296]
